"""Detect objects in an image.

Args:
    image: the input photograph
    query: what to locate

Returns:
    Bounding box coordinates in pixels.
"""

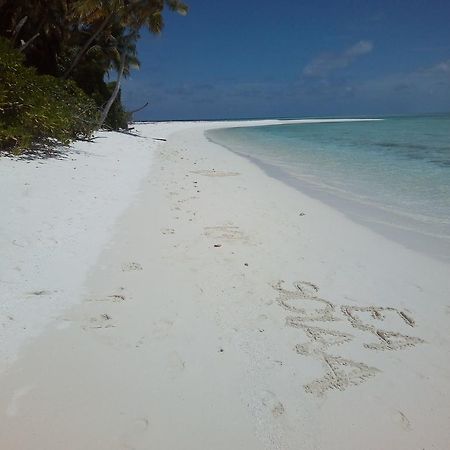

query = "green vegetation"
[0,0,188,154]
[0,38,98,154]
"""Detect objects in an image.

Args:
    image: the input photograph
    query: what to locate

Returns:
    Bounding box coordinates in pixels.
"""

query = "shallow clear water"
[207,115,450,259]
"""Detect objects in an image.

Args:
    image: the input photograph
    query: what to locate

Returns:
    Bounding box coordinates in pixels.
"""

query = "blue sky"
[122,0,450,120]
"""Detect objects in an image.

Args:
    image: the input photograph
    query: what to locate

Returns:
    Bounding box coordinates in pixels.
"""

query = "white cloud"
[303,40,373,78]
[423,59,450,74]
[122,56,450,119]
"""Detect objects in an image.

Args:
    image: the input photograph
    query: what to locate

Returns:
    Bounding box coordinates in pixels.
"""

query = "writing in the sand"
[273,280,424,397]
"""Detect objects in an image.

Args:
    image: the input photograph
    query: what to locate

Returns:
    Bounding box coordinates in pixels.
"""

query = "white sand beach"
[1,120,449,449]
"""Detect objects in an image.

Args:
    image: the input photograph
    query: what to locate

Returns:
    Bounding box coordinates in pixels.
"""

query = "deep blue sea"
[207,115,450,261]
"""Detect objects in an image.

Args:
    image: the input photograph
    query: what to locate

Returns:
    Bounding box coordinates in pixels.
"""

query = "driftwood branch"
[114,128,141,137]
[19,33,40,52]
[128,101,149,115]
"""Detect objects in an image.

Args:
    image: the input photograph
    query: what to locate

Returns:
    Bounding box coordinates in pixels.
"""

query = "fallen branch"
[20,33,40,52]
[128,101,149,115]
[115,129,141,137]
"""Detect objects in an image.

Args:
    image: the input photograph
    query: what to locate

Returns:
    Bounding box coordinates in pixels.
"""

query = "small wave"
[374,142,428,150]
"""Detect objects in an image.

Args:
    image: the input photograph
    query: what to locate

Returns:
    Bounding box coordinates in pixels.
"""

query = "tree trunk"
[62,12,113,79]
[12,16,28,46]
[98,51,127,129]
[128,101,149,115]
[19,33,40,52]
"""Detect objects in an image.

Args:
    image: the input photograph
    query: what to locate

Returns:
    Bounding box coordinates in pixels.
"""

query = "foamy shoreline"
[1,120,449,449]
[207,120,450,263]
[234,151,450,263]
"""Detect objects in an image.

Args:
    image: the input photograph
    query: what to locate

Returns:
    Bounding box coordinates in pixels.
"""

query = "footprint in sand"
[121,262,143,272]
[392,410,411,430]
[26,289,57,297]
[83,313,116,330]
[190,169,240,177]
[204,225,247,241]
[261,390,285,418]
[107,293,126,302]
[177,196,199,204]
[151,318,174,339]
[135,336,145,348]
[87,290,126,303]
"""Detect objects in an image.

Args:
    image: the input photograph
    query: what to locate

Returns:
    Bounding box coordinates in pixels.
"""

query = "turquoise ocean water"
[206,115,450,261]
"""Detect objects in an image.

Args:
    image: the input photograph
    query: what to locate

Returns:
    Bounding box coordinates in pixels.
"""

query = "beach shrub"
[0,38,99,155]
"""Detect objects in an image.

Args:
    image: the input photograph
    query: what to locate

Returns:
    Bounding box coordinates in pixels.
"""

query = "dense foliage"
[0,0,188,154]
[0,38,98,154]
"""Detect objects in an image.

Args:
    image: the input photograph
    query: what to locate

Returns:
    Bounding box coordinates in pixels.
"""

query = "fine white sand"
[0,120,449,449]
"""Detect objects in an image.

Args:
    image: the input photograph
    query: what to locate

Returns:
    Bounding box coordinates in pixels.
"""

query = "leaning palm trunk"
[12,16,28,46]
[98,51,127,129]
[19,32,40,52]
[62,12,113,79]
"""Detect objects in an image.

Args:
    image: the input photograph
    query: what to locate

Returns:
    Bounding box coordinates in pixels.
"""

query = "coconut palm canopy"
[0,0,188,131]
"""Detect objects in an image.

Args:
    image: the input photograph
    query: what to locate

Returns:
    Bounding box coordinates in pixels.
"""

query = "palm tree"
[127,0,188,32]
[0,0,71,75]
[0,0,189,132]
[62,0,123,78]
[96,29,140,128]
[63,0,187,78]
